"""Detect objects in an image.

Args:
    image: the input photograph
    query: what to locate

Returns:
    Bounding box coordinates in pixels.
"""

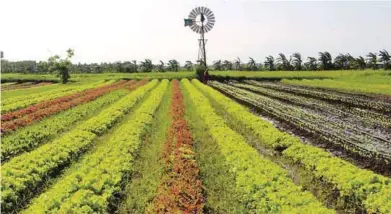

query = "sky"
[1,0,391,64]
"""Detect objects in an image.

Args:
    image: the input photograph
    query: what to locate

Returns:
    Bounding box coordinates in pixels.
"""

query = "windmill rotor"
[184,6,215,70]
[186,6,215,34]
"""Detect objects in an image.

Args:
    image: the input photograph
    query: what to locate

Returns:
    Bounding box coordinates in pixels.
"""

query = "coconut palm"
[304,57,317,71]
[222,60,233,70]
[264,55,275,71]
[156,60,165,72]
[318,51,333,70]
[233,57,242,71]
[379,49,390,70]
[140,59,153,72]
[334,54,348,70]
[247,57,257,71]
[355,56,366,70]
[276,53,292,70]
[168,59,179,72]
[366,52,378,70]
[213,60,222,71]
[184,61,193,71]
[291,52,302,71]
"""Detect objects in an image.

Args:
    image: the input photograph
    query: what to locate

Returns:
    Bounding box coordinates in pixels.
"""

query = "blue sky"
[1,0,390,64]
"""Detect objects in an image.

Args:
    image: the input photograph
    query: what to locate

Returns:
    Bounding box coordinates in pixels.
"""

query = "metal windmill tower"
[184,7,215,68]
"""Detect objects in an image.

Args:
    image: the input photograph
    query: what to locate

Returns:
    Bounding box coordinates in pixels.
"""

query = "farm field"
[1,76,391,213]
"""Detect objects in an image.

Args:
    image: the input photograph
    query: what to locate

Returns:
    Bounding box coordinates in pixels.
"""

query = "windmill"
[184,7,215,69]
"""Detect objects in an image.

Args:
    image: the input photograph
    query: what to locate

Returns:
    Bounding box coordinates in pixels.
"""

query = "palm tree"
[212,60,222,71]
[276,53,292,70]
[366,52,378,70]
[318,51,333,70]
[379,49,390,70]
[264,55,275,71]
[156,60,165,72]
[140,59,153,72]
[304,57,317,71]
[355,56,366,70]
[184,61,193,71]
[222,60,233,70]
[130,60,138,72]
[334,54,348,70]
[233,57,242,71]
[168,59,179,72]
[291,52,302,71]
[247,57,257,71]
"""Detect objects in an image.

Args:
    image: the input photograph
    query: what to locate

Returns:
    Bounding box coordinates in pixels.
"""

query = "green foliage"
[119,82,172,213]
[1,89,128,161]
[140,59,153,72]
[1,80,113,113]
[48,49,74,83]
[168,59,179,72]
[195,79,391,213]
[282,70,391,95]
[22,80,169,213]
[182,79,332,213]
[181,82,246,213]
[1,81,158,213]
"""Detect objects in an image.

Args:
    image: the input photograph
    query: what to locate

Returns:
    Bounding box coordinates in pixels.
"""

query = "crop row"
[1,80,158,213]
[1,80,115,113]
[182,79,332,213]
[1,80,129,122]
[199,80,391,213]
[0,81,135,133]
[1,82,52,91]
[234,82,391,128]
[210,81,391,163]
[152,80,203,213]
[246,80,391,114]
[22,80,169,213]
[1,81,147,162]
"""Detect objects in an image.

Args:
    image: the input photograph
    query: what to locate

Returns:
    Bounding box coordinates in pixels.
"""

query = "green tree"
[264,55,275,71]
[304,57,318,71]
[247,57,257,71]
[379,49,390,70]
[184,61,193,71]
[48,49,74,84]
[168,59,179,71]
[233,57,242,71]
[318,51,333,70]
[157,60,165,72]
[37,61,49,73]
[276,53,293,70]
[222,60,232,70]
[291,52,302,70]
[213,60,222,70]
[366,52,378,70]
[140,59,153,72]
[355,56,366,70]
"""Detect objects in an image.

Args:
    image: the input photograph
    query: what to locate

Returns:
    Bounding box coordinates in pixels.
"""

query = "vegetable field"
[1,77,390,214]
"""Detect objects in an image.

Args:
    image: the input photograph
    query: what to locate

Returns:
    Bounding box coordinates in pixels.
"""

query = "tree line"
[213,50,390,71]
[1,50,389,74]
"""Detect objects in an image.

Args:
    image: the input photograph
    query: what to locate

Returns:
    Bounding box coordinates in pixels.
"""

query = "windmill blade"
[205,9,212,17]
[186,6,215,34]
[196,7,201,14]
[206,22,213,29]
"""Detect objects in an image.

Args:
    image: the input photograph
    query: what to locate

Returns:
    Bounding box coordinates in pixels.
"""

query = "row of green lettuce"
[193,79,391,213]
[1,89,129,162]
[1,80,158,213]
[1,80,116,113]
[22,80,169,213]
[182,79,333,213]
